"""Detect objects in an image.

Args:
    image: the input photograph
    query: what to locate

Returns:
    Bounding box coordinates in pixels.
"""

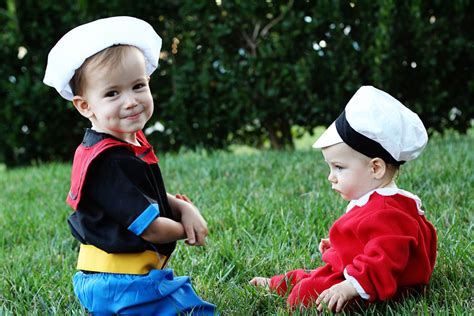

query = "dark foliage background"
[1,0,472,167]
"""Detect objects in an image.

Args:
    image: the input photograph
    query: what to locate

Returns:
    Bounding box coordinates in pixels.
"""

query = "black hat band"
[335,111,404,165]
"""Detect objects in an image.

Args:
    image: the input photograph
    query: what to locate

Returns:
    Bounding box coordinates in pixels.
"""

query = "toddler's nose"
[124,93,138,109]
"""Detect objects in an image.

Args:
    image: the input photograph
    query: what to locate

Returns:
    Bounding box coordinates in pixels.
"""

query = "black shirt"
[68,129,176,256]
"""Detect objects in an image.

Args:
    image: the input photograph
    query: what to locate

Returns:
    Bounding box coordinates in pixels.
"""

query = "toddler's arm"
[167,193,208,246]
[141,217,186,244]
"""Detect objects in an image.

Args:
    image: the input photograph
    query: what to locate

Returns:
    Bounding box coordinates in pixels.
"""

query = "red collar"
[66,130,158,210]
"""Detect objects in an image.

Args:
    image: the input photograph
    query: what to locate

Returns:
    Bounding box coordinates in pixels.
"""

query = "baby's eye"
[105,90,118,98]
[335,165,344,171]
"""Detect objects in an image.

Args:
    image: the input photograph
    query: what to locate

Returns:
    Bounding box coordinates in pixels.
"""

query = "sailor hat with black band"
[43,16,162,101]
[313,86,428,165]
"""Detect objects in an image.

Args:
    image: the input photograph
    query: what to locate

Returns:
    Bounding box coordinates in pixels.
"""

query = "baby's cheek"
[343,188,358,201]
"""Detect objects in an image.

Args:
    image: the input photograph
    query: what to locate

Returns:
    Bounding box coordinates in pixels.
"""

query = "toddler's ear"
[72,96,93,118]
[370,158,387,179]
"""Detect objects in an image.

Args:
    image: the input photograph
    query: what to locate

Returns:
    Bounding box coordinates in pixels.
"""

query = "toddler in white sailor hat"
[43,16,217,314]
[251,86,437,313]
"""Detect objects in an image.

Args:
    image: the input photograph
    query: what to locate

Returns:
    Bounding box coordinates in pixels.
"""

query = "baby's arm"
[167,193,208,246]
[141,217,186,244]
[316,280,358,313]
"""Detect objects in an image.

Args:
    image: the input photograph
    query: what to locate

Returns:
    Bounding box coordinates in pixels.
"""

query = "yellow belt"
[77,244,168,275]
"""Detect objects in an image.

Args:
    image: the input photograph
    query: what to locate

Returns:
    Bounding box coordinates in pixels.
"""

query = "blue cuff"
[128,203,160,236]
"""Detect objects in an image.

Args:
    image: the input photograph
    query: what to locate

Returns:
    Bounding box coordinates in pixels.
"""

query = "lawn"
[0,131,472,315]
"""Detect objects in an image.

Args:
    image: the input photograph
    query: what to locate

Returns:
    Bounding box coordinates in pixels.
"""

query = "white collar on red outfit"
[346,187,425,215]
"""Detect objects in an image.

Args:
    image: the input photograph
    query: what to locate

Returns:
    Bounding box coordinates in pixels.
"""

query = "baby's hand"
[249,277,270,288]
[316,280,358,313]
[319,238,331,254]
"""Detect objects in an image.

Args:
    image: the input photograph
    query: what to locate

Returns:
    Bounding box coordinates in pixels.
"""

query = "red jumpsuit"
[269,189,437,307]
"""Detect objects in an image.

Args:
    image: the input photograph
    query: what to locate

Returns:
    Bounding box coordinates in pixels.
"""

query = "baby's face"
[81,47,153,144]
[321,142,378,201]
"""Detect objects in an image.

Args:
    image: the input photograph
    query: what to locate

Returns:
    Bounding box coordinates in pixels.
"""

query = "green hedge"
[1,1,472,166]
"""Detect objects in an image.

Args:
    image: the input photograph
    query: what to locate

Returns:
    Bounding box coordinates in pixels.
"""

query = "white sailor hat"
[43,16,162,101]
[313,86,428,165]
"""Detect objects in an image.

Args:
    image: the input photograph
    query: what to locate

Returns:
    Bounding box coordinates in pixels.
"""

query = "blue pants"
[73,269,217,315]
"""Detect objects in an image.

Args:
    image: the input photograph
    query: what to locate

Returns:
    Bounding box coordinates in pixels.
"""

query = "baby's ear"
[72,96,93,118]
[370,157,387,179]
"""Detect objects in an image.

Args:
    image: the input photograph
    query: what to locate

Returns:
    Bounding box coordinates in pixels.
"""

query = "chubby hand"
[316,280,358,313]
[249,277,270,288]
[173,194,208,246]
[318,238,331,254]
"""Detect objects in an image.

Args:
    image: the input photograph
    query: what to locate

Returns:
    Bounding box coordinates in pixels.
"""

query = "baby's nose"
[327,172,336,183]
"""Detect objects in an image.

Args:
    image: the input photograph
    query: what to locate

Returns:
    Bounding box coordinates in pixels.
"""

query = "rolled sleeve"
[128,203,160,235]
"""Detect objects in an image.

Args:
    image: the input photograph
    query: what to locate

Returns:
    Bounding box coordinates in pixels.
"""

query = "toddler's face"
[81,47,153,144]
[321,142,378,201]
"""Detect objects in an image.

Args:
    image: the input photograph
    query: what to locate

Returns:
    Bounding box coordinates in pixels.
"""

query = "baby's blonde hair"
[69,45,137,96]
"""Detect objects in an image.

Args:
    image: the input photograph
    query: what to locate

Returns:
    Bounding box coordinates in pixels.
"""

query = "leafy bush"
[1,1,472,166]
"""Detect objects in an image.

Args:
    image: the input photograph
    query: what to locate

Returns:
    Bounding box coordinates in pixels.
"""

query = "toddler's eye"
[134,83,146,90]
[105,90,118,98]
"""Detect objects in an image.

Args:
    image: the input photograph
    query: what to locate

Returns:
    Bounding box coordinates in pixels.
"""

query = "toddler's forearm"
[141,217,186,244]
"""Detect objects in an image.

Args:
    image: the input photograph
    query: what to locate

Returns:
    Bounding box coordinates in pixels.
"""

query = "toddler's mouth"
[124,111,142,120]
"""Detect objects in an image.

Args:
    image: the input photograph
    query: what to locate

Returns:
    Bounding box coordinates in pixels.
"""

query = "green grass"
[1,131,473,315]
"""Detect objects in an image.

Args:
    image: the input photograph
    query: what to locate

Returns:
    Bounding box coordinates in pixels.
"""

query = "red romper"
[269,188,437,307]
